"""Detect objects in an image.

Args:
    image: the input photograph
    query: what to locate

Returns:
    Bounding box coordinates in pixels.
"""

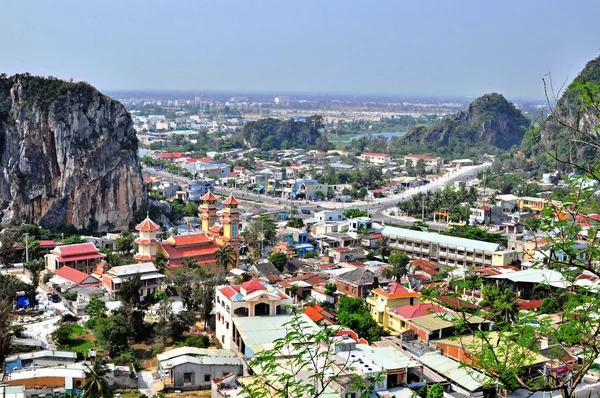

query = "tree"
[94,314,130,356]
[0,300,13,367]
[153,296,173,345]
[242,311,383,398]
[0,234,16,266]
[115,230,134,254]
[337,295,386,342]
[427,383,444,398]
[52,325,72,346]
[268,252,288,272]
[86,298,107,319]
[117,274,142,306]
[195,277,224,330]
[286,217,305,229]
[344,208,368,218]
[415,159,427,176]
[215,245,238,272]
[376,236,391,262]
[242,215,277,252]
[153,252,170,274]
[479,282,520,327]
[324,282,337,295]
[386,250,411,287]
[82,357,112,398]
[62,235,85,245]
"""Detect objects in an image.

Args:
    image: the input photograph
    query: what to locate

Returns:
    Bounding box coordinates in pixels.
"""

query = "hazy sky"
[2,0,599,99]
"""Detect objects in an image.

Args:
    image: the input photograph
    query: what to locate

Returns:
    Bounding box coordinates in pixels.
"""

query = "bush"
[151,344,164,356]
[52,325,71,345]
[61,313,79,324]
[10,324,24,338]
[43,273,53,283]
[62,291,78,301]
[540,297,558,314]
[178,335,209,348]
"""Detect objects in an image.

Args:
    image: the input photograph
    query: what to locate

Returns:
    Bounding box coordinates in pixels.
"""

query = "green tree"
[344,208,368,218]
[267,252,288,272]
[376,236,391,261]
[0,300,13,367]
[115,230,135,254]
[427,383,444,398]
[52,325,72,346]
[0,234,16,267]
[242,215,277,252]
[386,250,411,287]
[324,282,337,295]
[82,357,112,398]
[153,296,173,345]
[242,311,382,398]
[215,244,238,272]
[337,295,386,342]
[479,282,520,327]
[153,252,170,274]
[94,314,130,356]
[62,235,85,245]
[86,298,107,319]
[286,217,305,229]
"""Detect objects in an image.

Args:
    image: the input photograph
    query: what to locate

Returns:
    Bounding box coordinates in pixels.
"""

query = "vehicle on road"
[301,209,311,215]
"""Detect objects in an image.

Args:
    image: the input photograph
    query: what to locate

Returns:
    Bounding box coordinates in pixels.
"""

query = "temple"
[134,193,244,273]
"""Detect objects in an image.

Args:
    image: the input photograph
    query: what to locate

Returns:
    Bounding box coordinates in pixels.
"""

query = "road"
[143,163,491,225]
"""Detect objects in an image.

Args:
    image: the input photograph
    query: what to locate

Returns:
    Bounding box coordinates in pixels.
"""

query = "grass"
[58,324,94,355]
[113,391,140,398]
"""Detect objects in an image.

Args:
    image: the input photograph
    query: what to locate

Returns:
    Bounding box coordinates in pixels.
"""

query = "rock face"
[0,74,145,231]
[403,93,530,154]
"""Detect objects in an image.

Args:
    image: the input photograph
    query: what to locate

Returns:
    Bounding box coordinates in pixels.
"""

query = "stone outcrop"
[0,74,145,231]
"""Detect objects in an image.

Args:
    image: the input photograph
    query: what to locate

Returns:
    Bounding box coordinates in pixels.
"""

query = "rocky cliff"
[0,74,144,232]
[402,93,530,157]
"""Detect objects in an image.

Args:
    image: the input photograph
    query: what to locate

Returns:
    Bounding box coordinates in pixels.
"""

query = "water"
[330,131,406,143]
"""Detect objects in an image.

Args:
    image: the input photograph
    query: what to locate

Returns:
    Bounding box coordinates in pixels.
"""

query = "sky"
[2,0,599,99]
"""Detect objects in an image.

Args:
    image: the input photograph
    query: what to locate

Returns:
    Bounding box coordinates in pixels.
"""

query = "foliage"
[0,300,13,366]
[286,217,305,229]
[242,116,326,151]
[397,186,478,221]
[447,225,507,246]
[376,236,391,261]
[344,208,368,218]
[177,335,210,349]
[479,282,519,327]
[427,383,444,398]
[93,314,130,357]
[0,233,16,266]
[242,215,277,251]
[51,325,72,345]
[115,230,135,254]
[153,296,173,345]
[86,298,107,320]
[267,252,288,272]
[215,244,238,272]
[61,235,86,245]
[385,250,411,284]
[324,282,337,295]
[242,311,382,398]
[337,296,386,342]
[82,357,112,398]
[153,252,169,274]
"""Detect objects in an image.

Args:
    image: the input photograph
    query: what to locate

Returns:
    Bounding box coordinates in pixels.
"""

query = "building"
[51,266,100,288]
[3,366,85,389]
[188,179,215,202]
[215,281,293,350]
[449,159,474,168]
[45,243,106,274]
[101,262,166,299]
[134,217,161,262]
[407,313,489,343]
[5,350,77,372]
[366,283,421,330]
[157,347,243,391]
[404,154,444,170]
[335,268,378,298]
[380,226,510,268]
[386,303,448,335]
[314,210,345,222]
[360,152,392,165]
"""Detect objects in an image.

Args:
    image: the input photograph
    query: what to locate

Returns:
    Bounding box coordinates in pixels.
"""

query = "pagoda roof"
[222,194,240,205]
[136,217,160,232]
[200,191,219,201]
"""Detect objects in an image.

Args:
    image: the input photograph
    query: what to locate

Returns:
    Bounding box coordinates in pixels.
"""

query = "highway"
[142,162,491,227]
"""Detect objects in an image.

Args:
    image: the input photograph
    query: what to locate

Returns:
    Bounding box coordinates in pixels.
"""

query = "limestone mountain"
[402,93,530,157]
[521,55,600,172]
[0,74,145,231]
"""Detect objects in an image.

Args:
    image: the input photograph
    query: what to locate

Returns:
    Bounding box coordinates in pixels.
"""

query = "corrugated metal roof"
[382,226,500,252]
[156,347,236,362]
[418,352,489,392]
[108,262,158,276]
[161,354,243,369]
[6,350,76,362]
[410,313,487,331]
[7,367,84,381]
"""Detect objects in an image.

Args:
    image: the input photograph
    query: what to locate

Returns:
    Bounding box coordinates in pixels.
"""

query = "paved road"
[138,370,157,397]
[143,163,491,223]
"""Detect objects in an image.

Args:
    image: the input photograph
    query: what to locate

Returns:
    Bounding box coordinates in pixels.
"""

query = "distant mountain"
[402,93,530,158]
[521,55,600,172]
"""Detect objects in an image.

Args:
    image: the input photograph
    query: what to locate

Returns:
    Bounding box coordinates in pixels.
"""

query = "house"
[5,350,77,373]
[404,154,444,170]
[303,304,336,325]
[335,268,378,298]
[277,273,327,299]
[3,365,85,389]
[247,262,283,282]
[407,312,490,343]
[215,281,293,350]
[159,234,222,272]
[386,303,448,335]
[50,266,100,288]
[331,247,358,263]
[366,283,421,330]
[277,229,314,257]
[45,243,106,274]
[188,180,215,201]
[380,226,509,268]
[157,347,243,392]
[314,210,345,222]
[360,152,391,165]
[102,262,166,299]
[449,159,474,168]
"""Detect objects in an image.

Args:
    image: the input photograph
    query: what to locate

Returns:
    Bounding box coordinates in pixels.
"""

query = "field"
[58,324,94,355]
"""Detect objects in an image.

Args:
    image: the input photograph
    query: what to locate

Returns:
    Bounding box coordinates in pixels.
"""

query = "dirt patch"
[165,391,211,398]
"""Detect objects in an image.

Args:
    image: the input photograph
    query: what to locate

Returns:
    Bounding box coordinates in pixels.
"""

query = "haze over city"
[3,0,600,99]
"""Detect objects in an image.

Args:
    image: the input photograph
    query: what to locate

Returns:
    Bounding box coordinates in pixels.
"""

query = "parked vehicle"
[301,209,311,215]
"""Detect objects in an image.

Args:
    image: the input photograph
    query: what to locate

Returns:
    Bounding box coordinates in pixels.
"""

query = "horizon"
[3,0,600,99]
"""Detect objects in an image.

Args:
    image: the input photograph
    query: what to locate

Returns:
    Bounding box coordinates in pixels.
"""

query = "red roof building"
[54,266,100,287]
[222,194,240,205]
[159,233,221,272]
[391,303,448,319]
[46,243,105,274]
[135,217,161,232]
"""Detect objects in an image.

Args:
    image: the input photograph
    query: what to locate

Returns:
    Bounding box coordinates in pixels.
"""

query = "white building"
[215,280,293,350]
[101,262,166,299]
[404,154,444,170]
[314,210,345,222]
[360,152,391,165]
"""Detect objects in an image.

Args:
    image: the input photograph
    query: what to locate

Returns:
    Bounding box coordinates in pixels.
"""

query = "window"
[221,335,225,343]
[210,218,215,227]
[232,223,238,237]
[352,287,357,295]
[184,373,193,383]
[204,374,211,382]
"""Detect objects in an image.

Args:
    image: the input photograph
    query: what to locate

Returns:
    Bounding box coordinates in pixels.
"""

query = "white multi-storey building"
[360,152,391,165]
[215,281,293,350]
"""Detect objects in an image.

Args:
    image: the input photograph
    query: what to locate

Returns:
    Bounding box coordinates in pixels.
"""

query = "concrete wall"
[169,362,243,391]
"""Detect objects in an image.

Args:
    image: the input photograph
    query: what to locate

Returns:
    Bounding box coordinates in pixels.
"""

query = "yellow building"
[366,283,421,331]
[491,249,519,266]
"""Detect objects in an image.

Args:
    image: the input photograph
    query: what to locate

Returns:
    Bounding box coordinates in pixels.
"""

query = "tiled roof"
[136,217,160,232]
[222,194,240,205]
[240,280,267,293]
[410,259,440,271]
[38,240,56,248]
[337,268,376,286]
[55,266,99,286]
[361,152,389,157]
[53,243,101,257]
[220,286,241,299]
[391,303,448,319]
[161,242,220,260]
[168,234,212,246]
[199,191,218,201]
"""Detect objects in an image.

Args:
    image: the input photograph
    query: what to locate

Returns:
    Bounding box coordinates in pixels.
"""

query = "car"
[301,209,311,215]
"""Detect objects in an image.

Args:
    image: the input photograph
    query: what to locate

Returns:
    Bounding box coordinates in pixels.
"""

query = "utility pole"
[422,195,425,222]
[24,233,29,264]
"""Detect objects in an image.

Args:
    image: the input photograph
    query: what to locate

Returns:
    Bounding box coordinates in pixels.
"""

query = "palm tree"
[153,252,169,274]
[480,283,519,326]
[183,257,209,279]
[377,236,392,262]
[215,244,238,272]
[82,358,111,398]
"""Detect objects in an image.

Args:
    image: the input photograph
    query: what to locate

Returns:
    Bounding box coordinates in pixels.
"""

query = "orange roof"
[136,217,160,232]
[133,254,155,261]
[304,306,324,322]
[161,242,220,260]
[134,238,159,245]
[200,191,218,201]
[168,234,212,246]
[372,286,420,299]
[55,266,99,286]
[222,194,240,205]
[241,280,267,293]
